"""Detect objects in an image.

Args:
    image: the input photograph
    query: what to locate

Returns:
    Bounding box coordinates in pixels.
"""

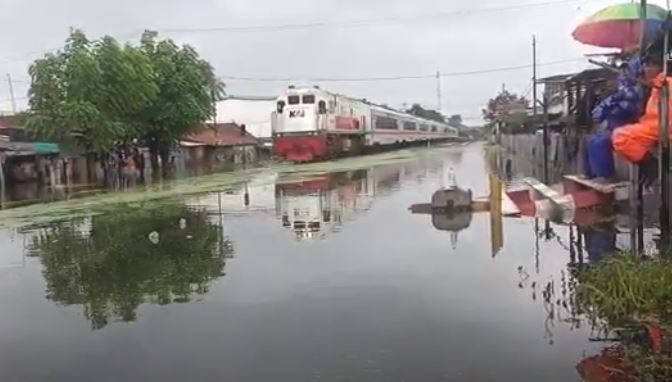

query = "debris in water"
[148,231,160,244]
[179,218,187,230]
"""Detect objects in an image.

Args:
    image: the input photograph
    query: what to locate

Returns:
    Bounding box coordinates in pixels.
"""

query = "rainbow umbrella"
[573,3,669,49]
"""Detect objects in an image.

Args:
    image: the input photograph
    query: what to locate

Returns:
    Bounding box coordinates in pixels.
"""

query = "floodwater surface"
[0,143,610,382]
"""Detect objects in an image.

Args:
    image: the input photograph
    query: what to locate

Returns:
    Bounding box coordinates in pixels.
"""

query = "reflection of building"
[187,174,278,215]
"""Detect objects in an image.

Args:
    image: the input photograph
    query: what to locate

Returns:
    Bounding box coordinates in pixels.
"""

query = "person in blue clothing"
[586,56,644,180]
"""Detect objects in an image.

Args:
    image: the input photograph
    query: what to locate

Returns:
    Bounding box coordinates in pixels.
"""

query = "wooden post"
[542,96,550,184]
[0,154,5,210]
[489,173,503,257]
[659,5,671,252]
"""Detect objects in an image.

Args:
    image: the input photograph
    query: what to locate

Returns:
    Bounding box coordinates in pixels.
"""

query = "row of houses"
[0,98,275,189]
[537,67,616,131]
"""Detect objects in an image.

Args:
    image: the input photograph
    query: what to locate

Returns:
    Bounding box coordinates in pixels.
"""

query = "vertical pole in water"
[630,0,649,255]
[660,7,671,253]
[542,96,550,184]
[218,191,224,256]
[532,35,540,181]
[489,173,503,258]
[0,154,5,210]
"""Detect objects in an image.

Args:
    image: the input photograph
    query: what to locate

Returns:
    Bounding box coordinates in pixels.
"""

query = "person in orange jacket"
[612,56,666,185]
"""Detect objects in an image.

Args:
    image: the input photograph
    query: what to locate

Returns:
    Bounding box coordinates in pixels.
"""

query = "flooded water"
[0,143,617,381]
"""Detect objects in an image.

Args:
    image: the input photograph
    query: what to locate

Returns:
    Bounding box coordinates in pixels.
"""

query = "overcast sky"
[0,0,666,124]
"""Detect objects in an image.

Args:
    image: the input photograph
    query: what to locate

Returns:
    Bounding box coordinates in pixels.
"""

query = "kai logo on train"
[289,110,305,118]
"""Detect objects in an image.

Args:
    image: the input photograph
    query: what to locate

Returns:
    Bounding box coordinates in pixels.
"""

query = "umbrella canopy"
[573,3,669,49]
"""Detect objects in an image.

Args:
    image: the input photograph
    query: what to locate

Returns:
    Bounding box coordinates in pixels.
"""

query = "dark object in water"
[410,187,475,214]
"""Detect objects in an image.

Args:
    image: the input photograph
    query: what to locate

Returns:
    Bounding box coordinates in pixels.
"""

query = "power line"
[220,57,586,83]
[0,0,596,64]
[160,0,593,34]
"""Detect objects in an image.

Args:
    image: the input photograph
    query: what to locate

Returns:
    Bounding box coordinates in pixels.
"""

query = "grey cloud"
[0,0,638,121]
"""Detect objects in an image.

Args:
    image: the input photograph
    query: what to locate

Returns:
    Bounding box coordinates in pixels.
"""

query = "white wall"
[216,98,277,141]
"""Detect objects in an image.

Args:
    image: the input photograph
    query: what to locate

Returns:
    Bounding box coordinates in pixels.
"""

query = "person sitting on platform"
[612,55,665,186]
[587,56,644,180]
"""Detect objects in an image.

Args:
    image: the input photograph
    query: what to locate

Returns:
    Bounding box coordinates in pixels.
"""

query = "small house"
[216,96,277,147]
[180,123,259,167]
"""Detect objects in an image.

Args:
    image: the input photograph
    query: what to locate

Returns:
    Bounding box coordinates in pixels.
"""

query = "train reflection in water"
[274,163,429,240]
[275,171,371,240]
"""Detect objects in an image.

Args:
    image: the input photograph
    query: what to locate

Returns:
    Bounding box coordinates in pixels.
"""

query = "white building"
[216,96,277,145]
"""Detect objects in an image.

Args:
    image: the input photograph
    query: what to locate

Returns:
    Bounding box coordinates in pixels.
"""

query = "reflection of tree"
[29,203,232,330]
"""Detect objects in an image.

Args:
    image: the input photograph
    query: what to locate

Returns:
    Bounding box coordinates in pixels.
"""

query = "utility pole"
[6,74,16,114]
[436,71,442,113]
[532,36,548,183]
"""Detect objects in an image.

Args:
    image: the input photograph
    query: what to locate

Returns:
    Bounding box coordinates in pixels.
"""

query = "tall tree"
[406,104,445,123]
[139,31,225,171]
[482,89,529,125]
[26,29,157,152]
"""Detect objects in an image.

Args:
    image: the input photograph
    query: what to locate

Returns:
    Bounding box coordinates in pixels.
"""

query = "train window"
[419,124,429,132]
[403,122,417,131]
[302,95,315,104]
[288,95,300,105]
[375,116,398,130]
[431,126,438,132]
[318,100,327,114]
[277,100,286,114]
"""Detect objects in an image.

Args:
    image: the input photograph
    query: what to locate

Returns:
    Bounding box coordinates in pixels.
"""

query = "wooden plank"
[564,174,628,194]
[524,177,574,210]
[501,188,520,216]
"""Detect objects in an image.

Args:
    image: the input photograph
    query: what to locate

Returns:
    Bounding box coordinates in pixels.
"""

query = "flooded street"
[1,143,608,382]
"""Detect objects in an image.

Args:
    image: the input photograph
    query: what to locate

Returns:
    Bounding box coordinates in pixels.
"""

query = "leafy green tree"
[482,90,529,125]
[26,29,157,152]
[406,104,445,123]
[29,202,232,330]
[139,31,225,171]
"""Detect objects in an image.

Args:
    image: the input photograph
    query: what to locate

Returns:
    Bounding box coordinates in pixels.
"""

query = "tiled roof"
[0,115,24,130]
[183,123,258,147]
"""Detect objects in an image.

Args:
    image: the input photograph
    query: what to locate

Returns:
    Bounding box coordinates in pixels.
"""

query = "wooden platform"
[563,175,629,194]
[523,177,574,210]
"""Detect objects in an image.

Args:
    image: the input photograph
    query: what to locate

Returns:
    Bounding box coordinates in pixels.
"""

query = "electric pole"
[436,71,442,113]
[6,74,16,114]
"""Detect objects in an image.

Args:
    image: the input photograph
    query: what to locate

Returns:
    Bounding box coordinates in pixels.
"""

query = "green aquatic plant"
[574,253,672,381]
[575,254,672,327]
